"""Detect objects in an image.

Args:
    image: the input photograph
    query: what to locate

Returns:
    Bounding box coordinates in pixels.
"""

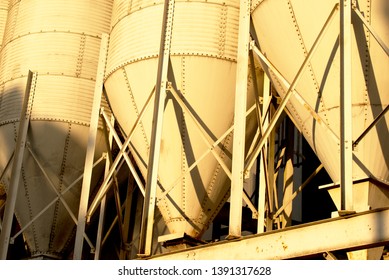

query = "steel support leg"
[281,119,294,228]
[257,74,271,233]
[340,0,353,211]
[228,0,251,239]
[94,179,107,260]
[0,71,37,260]
[119,177,135,260]
[95,114,115,260]
[267,106,276,230]
[73,34,109,259]
[138,0,175,256]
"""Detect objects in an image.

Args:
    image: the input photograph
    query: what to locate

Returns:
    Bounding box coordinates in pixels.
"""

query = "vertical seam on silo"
[181,56,186,214]
[287,0,329,126]
[49,122,72,251]
[21,164,39,252]
[75,34,86,78]
[218,4,227,57]
[363,0,371,125]
[122,67,150,152]
[286,1,307,55]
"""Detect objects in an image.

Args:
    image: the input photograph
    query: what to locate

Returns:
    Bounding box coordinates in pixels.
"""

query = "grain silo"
[0,0,113,259]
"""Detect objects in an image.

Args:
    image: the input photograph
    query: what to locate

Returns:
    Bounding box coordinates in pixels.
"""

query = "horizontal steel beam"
[149,208,389,260]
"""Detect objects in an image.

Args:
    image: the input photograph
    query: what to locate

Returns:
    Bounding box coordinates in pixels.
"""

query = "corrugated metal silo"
[0,0,113,258]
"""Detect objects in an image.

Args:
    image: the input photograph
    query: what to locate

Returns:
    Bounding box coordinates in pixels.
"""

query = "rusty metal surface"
[150,208,389,260]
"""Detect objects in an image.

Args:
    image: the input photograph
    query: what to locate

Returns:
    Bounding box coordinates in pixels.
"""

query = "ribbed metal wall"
[0,0,113,258]
[0,0,9,212]
[0,1,9,49]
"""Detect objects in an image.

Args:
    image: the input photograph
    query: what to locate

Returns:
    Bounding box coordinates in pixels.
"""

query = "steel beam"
[340,0,353,211]
[95,114,115,260]
[267,105,276,225]
[149,208,389,260]
[100,106,148,196]
[94,184,107,260]
[257,73,271,233]
[119,177,135,260]
[281,120,294,228]
[138,0,175,256]
[228,0,252,238]
[0,71,37,259]
[73,33,109,259]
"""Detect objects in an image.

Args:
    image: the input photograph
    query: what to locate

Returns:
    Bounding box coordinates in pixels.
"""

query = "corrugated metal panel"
[106,4,162,77]
[106,1,239,77]
[170,2,238,60]
[4,0,111,39]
